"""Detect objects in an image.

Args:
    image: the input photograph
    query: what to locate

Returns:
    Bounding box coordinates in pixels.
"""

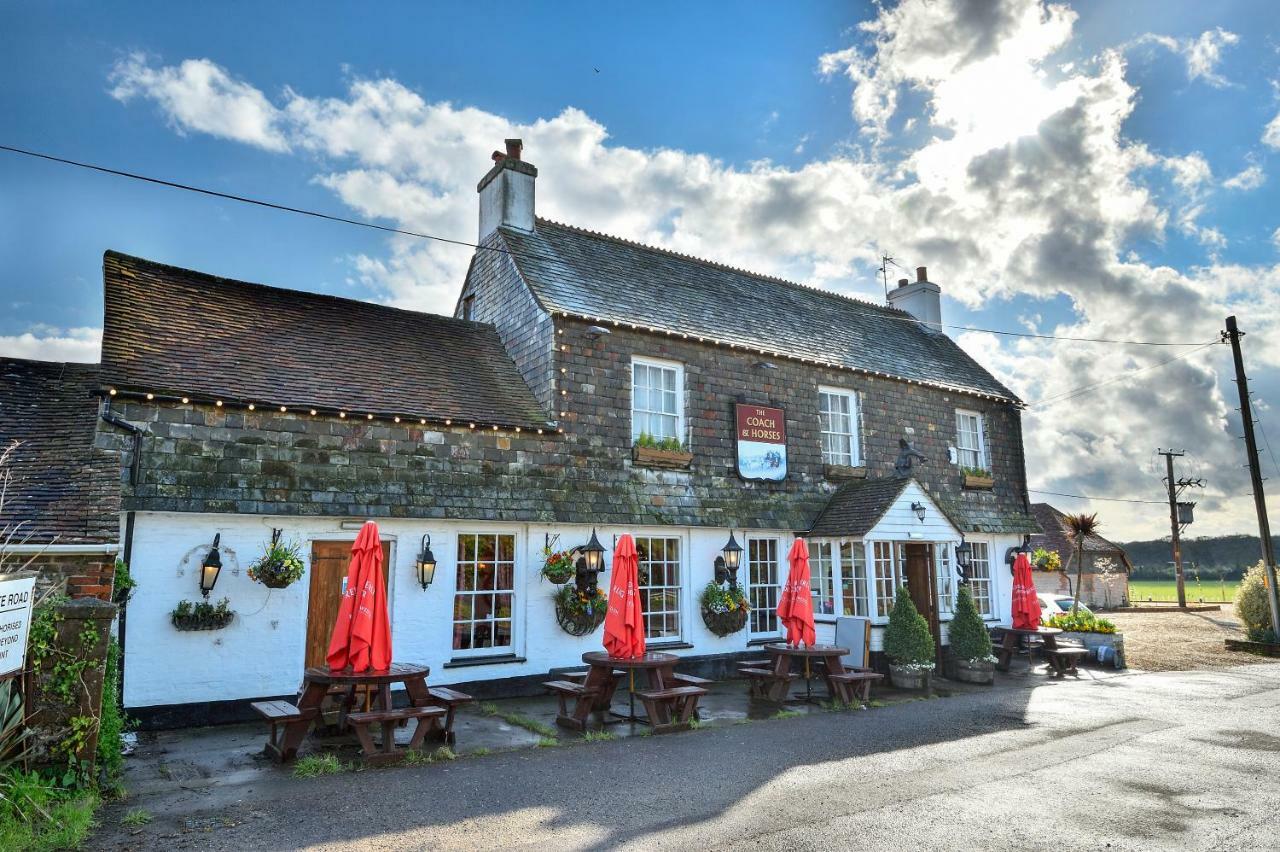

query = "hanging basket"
[171,609,234,631]
[554,597,607,637]
[701,606,748,637]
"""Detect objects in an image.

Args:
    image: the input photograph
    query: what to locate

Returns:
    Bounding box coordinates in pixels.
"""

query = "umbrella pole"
[805,657,812,702]
[629,669,636,723]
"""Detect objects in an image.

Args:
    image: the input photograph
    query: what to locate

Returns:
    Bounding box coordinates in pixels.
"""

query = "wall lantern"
[415,534,437,591]
[199,533,223,598]
[954,539,972,585]
[719,531,744,588]
[583,529,606,574]
[1005,534,1033,573]
[911,501,927,523]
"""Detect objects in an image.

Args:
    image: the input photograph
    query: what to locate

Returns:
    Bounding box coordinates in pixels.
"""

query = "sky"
[2,0,1280,543]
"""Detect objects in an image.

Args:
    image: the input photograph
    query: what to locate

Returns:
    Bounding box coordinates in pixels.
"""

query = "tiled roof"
[806,477,965,537]
[0,359,120,544]
[1028,503,1132,569]
[499,220,1019,402]
[100,252,552,430]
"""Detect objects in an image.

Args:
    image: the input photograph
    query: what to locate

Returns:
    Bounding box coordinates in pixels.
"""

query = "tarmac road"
[95,662,1280,851]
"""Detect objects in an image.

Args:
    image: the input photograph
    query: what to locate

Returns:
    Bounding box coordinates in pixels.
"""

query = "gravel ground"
[1108,607,1269,671]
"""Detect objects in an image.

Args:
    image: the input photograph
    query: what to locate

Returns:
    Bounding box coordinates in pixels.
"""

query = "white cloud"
[1133,28,1240,87]
[1223,164,1265,191]
[0,326,101,362]
[1265,106,1280,150]
[1272,226,1280,248]
[105,1,1277,539]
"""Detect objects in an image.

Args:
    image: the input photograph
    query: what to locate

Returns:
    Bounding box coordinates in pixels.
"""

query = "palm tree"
[1063,512,1100,613]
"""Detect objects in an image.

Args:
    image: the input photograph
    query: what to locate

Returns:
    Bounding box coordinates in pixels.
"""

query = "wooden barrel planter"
[701,606,748,637]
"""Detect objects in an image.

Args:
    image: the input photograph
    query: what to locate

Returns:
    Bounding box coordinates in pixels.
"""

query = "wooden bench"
[347,705,448,764]
[1045,646,1089,677]
[636,685,707,733]
[671,672,713,686]
[544,680,599,731]
[828,670,884,703]
[426,686,474,744]
[738,666,793,700]
[251,700,314,762]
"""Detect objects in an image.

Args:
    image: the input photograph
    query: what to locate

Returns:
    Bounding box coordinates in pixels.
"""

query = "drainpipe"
[99,397,144,708]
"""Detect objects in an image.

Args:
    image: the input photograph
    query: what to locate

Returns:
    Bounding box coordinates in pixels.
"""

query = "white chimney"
[887,265,942,331]
[478,138,536,240]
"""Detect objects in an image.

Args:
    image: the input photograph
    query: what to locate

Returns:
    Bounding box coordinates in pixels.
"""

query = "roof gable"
[498,220,1018,401]
[100,252,552,430]
[808,477,964,538]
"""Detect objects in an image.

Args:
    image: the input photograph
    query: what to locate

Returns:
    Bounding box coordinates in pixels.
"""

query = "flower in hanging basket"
[248,535,305,589]
[1031,548,1061,572]
[171,597,235,631]
[553,584,607,636]
[541,547,577,584]
[699,582,749,636]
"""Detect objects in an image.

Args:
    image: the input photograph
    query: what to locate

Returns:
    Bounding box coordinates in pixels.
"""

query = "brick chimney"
[886,265,942,331]
[478,138,537,240]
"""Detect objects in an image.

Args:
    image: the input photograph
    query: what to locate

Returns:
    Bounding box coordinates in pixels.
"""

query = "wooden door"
[305,540,392,668]
[902,543,941,654]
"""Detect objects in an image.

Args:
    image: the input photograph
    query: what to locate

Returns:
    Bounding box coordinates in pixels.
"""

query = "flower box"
[963,473,994,490]
[633,445,693,470]
[824,464,868,481]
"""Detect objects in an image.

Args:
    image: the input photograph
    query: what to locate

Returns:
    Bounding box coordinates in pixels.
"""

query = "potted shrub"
[948,586,995,684]
[884,586,935,689]
[961,466,994,489]
[171,598,234,631]
[699,581,749,637]
[248,532,305,589]
[632,432,693,469]
[553,584,607,636]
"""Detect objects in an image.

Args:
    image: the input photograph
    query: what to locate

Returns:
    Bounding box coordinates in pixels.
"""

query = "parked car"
[1038,593,1092,621]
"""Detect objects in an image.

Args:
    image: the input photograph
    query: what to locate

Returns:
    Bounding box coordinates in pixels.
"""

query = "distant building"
[1028,503,1131,608]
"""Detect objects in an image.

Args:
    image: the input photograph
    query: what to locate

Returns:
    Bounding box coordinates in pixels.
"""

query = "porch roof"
[807,476,965,539]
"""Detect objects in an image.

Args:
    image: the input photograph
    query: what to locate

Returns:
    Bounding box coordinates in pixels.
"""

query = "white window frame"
[810,539,870,621]
[936,544,955,618]
[631,356,685,444]
[840,541,870,618]
[810,541,838,618]
[955,409,987,470]
[967,541,994,619]
[871,541,903,620]
[818,387,860,467]
[451,531,520,658]
[746,536,783,639]
[634,535,684,642]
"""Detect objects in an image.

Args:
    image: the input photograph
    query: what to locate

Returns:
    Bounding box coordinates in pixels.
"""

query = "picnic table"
[545,651,709,733]
[744,643,877,705]
[994,626,1084,675]
[253,662,472,764]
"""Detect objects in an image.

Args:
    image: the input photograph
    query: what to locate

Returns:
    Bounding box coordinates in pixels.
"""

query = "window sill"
[746,636,784,647]
[443,653,527,669]
[824,464,867,481]
[646,641,693,651]
[632,445,693,470]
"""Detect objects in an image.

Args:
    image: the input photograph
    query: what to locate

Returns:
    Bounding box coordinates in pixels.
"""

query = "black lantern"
[911,501,927,523]
[415,534,437,591]
[721,532,743,589]
[583,529,606,574]
[954,539,972,585]
[199,533,223,598]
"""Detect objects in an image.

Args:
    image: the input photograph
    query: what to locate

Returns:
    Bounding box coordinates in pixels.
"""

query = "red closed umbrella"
[603,534,645,659]
[326,521,392,672]
[777,538,816,647]
[1011,550,1040,631]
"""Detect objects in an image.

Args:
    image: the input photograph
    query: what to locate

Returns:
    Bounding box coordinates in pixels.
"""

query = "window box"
[633,444,693,469]
[824,463,867,481]
[963,473,995,490]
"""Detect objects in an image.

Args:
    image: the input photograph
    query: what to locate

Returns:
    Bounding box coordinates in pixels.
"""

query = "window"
[632,358,683,442]
[461,294,475,321]
[955,410,987,469]
[968,541,993,617]
[840,542,869,617]
[635,536,682,640]
[819,388,859,466]
[747,538,781,636]
[936,545,954,615]
[453,533,516,652]
[811,542,836,616]
[873,542,899,618]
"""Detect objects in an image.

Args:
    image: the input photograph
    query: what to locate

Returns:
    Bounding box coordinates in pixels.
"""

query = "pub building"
[6,140,1038,723]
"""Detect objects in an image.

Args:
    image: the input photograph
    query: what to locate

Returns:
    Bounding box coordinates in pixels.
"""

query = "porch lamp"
[720,532,744,588]
[954,539,972,586]
[583,529,606,573]
[415,534,437,591]
[911,501,927,523]
[199,534,223,598]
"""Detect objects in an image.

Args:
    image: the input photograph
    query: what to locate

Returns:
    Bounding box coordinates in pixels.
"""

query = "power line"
[1,142,1216,349]
[1027,488,1170,505]
[1024,341,1222,408]
[1249,397,1280,480]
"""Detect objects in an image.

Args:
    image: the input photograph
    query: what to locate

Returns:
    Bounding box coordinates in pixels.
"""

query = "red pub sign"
[735,404,787,481]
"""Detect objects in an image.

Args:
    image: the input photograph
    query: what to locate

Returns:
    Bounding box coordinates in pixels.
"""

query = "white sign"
[0,573,37,678]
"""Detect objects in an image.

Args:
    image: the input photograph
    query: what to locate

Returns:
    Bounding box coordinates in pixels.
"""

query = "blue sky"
[3,1,1280,539]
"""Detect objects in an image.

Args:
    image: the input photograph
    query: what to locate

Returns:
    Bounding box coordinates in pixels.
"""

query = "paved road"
[96,663,1280,850]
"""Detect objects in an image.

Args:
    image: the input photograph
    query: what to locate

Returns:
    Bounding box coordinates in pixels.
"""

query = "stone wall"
[24,552,117,601]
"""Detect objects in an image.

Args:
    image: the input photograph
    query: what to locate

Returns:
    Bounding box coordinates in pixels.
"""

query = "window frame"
[871,541,902,620]
[936,543,955,618]
[818,386,860,468]
[630,356,686,445]
[955,408,988,470]
[967,540,994,619]
[634,535,685,643]
[809,539,870,622]
[746,536,784,639]
[450,531,521,658]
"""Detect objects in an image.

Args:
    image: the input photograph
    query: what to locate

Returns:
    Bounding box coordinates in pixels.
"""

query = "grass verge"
[0,771,98,851]
[292,753,346,778]
[477,703,558,739]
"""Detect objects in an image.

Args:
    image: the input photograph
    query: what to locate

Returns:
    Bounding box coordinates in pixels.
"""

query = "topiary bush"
[1235,562,1277,643]
[884,586,934,669]
[948,586,993,663]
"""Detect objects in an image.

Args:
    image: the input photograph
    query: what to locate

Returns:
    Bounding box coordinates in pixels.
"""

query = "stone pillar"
[28,597,117,771]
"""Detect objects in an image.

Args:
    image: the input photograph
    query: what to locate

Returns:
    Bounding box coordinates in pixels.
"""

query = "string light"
[339,411,346,418]
[215,400,223,407]
[420,418,427,425]
[108,388,117,396]
[279,406,287,413]
[310,409,317,416]
[247,403,255,410]
[146,392,154,400]
[394,416,401,423]
[469,423,476,429]
[366,413,373,420]
[181,396,189,404]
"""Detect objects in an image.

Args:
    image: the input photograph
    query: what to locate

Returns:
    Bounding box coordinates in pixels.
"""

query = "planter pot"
[171,611,234,631]
[951,658,995,685]
[889,664,933,691]
[541,566,575,584]
[1058,631,1126,669]
[963,474,995,490]
[824,464,868,481]
[256,575,296,590]
[554,599,606,637]
[701,606,748,637]
[633,445,693,470]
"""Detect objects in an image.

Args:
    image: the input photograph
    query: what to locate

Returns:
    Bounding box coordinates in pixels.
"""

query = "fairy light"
[469,423,476,429]
[366,413,373,420]
[215,400,223,407]
[394,416,401,423]
[181,397,189,404]
[247,403,255,411]
[310,409,318,416]
[492,425,499,431]
[146,392,154,400]
[280,406,287,413]
[108,388,117,396]
[420,418,427,425]
[445,419,452,426]
[537,428,544,435]
[339,411,346,419]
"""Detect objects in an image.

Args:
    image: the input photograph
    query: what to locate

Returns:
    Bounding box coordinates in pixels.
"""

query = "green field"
[1128,578,1240,603]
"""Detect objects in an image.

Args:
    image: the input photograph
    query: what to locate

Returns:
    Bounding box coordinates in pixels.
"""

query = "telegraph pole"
[1224,315,1280,636]
[1158,449,1188,607]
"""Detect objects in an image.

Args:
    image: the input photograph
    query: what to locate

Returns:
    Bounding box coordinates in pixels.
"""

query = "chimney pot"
[505,138,523,160]
[887,265,943,332]
[897,278,909,288]
[916,266,927,282]
[478,140,537,238]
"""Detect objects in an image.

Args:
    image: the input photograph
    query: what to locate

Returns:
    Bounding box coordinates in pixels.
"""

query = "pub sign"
[735,404,787,481]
